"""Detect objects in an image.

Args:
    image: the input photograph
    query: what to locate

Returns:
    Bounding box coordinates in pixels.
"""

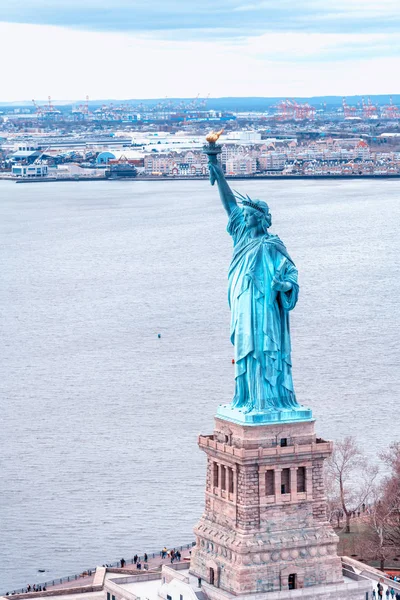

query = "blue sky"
[0,0,399,100]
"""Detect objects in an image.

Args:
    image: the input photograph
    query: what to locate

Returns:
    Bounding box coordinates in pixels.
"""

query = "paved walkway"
[33,547,192,592]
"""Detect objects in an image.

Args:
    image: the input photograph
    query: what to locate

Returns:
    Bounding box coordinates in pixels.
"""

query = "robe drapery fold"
[227,206,300,413]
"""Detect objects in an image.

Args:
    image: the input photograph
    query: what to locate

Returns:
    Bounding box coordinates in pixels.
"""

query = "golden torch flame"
[205,129,224,143]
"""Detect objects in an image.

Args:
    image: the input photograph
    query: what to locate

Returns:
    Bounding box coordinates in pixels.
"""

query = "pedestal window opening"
[213,462,219,488]
[297,466,306,493]
[265,469,275,495]
[281,468,291,494]
[221,466,226,490]
[228,467,234,493]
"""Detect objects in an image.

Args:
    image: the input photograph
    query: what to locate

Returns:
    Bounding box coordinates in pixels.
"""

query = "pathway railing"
[3,542,195,596]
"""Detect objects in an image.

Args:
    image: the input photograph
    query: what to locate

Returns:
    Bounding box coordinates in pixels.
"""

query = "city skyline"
[1,0,400,101]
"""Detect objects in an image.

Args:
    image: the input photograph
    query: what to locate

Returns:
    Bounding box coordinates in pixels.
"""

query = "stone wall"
[236,464,260,530]
[213,419,318,449]
[201,576,372,600]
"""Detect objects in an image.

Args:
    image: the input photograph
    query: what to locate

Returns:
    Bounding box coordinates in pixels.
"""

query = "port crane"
[274,99,295,121]
[362,97,378,119]
[294,102,315,121]
[199,93,210,109]
[342,97,357,119]
[381,96,400,119]
[32,96,61,119]
[32,99,43,118]
[72,95,90,119]
[274,99,315,121]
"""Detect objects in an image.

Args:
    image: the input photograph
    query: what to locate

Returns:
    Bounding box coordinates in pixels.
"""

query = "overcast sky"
[0,0,399,101]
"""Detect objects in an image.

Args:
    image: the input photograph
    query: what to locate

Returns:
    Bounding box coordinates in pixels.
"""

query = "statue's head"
[235,192,272,232]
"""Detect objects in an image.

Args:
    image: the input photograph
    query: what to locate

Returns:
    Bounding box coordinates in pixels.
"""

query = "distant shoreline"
[0,173,400,183]
[3,173,400,183]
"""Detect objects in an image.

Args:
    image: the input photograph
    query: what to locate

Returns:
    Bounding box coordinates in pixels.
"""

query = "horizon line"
[2,93,400,105]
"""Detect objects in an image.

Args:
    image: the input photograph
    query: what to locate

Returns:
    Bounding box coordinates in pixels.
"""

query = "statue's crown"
[241,199,268,214]
[234,191,270,215]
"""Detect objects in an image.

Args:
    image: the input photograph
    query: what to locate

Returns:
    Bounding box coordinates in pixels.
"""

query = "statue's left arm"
[271,260,299,311]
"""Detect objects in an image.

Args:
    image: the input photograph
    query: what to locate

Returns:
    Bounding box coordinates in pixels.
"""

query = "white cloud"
[0,22,399,101]
[233,0,400,16]
[240,32,397,59]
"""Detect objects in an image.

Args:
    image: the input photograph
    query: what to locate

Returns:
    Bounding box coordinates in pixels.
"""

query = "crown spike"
[233,189,246,201]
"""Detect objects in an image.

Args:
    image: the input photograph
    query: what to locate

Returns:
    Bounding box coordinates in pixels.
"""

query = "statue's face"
[243,207,261,229]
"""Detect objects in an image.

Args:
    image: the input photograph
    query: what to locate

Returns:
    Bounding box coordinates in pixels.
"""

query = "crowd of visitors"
[372,581,400,599]
[116,548,182,571]
[5,584,47,595]
[118,548,182,570]
[160,548,181,563]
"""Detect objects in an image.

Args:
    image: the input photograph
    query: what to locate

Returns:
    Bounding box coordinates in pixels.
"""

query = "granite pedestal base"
[190,417,354,597]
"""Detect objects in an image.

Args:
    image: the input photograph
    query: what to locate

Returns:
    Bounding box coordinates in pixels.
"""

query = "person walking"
[133,554,138,565]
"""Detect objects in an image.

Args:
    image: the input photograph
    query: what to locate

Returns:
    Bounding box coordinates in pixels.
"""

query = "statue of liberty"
[204,132,311,423]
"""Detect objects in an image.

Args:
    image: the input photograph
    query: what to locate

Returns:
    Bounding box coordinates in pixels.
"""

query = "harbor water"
[1,179,399,591]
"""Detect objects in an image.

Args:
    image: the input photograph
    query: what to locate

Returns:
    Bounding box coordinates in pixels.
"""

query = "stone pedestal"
[190,418,344,595]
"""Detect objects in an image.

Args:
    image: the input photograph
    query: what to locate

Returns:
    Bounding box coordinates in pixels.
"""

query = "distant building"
[354,140,370,159]
[96,151,116,165]
[12,164,48,178]
[96,150,143,165]
[144,150,207,176]
[221,144,246,166]
[10,150,42,163]
[258,152,286,172]
[225,155,257,175]
[144,154,172,175]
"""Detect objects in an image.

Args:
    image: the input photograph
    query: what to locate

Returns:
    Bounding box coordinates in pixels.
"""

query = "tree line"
[326,437,400,571]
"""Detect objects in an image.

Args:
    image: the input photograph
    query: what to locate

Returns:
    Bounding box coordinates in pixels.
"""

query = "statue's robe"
[227,206,300,413]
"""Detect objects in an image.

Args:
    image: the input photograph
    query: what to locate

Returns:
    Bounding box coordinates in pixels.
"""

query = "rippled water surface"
[1,179,399,591]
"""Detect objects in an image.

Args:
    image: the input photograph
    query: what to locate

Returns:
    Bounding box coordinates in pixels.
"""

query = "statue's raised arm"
[203,130,237,216]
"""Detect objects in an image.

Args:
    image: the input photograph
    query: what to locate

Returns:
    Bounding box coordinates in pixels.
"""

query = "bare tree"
[324,468,342,528]
[380,442,400,548]
[362,488,398,571]
[327,436,379,533]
